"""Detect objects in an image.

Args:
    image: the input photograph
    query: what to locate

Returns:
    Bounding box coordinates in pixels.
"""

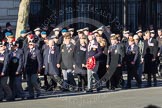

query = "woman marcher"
[73,35,87,91]
[95,33,107,80]
[86,32,102,92]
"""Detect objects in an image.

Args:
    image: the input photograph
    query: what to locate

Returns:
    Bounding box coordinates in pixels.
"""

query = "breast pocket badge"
[12,58,18,63]
[32,53,36,58]
[68,48,72,53]
[115,49,118,54]
[51,50,55,54]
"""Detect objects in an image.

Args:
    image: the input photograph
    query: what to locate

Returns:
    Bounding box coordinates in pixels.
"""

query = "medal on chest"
[51,49,55,54]
[12,58,18,63]
[32,52,36,58]
[68,48,72,53]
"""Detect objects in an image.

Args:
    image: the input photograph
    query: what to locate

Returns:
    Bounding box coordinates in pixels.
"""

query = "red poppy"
[86,56,96,70]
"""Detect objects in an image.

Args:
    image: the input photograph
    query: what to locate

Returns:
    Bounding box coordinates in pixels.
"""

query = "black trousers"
[77,74,87,91]
[127,64,141,88]
[9,75,24,99]
[147,72,157,86]
[110,67,122,88]
[0,76,12,100]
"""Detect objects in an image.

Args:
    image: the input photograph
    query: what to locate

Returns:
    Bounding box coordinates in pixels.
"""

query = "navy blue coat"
[86,40,102,72]
[24,47,43,75]
[43,44,60,75]
[3,49,23,76]
[0,51,10,76]
[74,42,87,74]
[86,40,102,60]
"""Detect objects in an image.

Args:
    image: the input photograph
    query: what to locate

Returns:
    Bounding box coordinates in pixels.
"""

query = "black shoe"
[27,96,34,99]
[137,84,142,88]
[96,87,101,92]
[125,85,131,89]
[110,87,115,91]
[36,93,40,98]
[78,88,82,92]
[153,83,157,87]
[6,98,14,102]
[19,96,25,100]
[62,89,70,92]
[86,89,93,93]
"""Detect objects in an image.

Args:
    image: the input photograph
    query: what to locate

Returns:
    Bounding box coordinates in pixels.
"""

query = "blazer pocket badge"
[115,49,118,54]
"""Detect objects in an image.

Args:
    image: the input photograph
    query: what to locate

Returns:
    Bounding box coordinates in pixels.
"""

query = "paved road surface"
[0,87,162,108]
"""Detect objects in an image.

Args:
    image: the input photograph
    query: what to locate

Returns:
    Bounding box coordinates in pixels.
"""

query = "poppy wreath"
[86,56,96,70]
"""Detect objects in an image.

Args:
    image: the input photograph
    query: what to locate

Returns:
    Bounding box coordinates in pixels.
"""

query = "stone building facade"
[0,0,20,33]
